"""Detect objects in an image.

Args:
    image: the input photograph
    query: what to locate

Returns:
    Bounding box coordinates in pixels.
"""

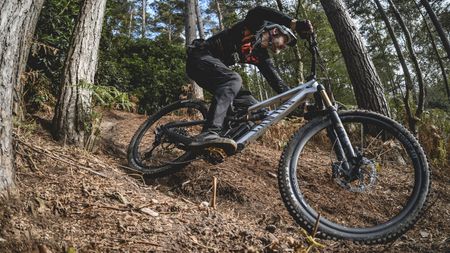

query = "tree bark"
[142,0,146,38]
[214,0,224,31]
[194,0,205,39]
[416,1,450,101]
[12,0,45,120]
[185,0,204,99]
[293,0,305,84]
[168,15,172,43]
[370,22,400,98]
[275,0,284,12]
[420,0,450,59]
[129,1,134,38]
[53,0,108,147]
[320,0,390,116]
[0,0,43,191]
[387,0,425,120]
[374,0,415,131]
[275,0,304,83]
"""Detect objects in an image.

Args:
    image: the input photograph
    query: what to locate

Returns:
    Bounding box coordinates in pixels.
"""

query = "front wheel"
[278,110,430,244]
[127,100,208,178]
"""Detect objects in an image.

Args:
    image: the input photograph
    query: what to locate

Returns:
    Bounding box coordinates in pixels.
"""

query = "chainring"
[203,147,227,165]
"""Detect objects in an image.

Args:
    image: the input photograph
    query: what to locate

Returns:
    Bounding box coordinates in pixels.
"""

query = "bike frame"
[162,33,358,175]
[236,79,319,150]
[235,78,358,178]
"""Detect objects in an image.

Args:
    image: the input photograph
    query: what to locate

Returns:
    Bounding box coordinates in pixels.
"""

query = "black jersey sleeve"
[255,50,289,94]
[244,6,293,32]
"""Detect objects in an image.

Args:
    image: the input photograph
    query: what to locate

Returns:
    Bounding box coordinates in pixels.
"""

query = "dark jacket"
[205,6,295,93]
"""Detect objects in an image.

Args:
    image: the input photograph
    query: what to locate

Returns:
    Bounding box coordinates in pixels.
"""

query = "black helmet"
[256,21,298,47]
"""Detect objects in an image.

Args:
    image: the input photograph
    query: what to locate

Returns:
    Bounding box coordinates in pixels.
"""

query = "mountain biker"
[186,6,314,155]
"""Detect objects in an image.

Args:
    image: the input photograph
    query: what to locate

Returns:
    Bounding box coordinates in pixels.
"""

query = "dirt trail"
[0,109,448,252]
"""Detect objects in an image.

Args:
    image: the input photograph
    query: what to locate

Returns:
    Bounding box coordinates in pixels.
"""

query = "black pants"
[186,43,257,131]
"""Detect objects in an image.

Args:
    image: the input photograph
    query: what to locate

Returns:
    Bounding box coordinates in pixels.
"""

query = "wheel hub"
[332,157,377,192]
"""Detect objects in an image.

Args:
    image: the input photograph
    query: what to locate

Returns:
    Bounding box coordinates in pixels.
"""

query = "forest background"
[23,0,450,164]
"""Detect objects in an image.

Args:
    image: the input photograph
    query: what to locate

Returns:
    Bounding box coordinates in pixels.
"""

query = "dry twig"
[14,134,108,178]
[211,176,218,209]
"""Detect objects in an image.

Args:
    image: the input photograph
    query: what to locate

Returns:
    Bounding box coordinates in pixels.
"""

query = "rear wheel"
[278,110,430,244]
[127,100,208,177]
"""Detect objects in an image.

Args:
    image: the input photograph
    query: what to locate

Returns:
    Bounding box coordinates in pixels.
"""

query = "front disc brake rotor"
[333,157,377,193]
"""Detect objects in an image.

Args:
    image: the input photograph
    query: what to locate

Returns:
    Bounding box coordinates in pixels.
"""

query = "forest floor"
[0,109,449,253]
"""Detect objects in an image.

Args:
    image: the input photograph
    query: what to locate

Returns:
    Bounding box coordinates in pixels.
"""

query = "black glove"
[296,20,314,39]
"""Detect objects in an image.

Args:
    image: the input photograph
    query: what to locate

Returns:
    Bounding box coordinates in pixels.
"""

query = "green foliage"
[79,80,135,111]
[28,0,81,92]
[417,109,450,166]
[97,37,187,113]
[149,0,185,43]
[23,0,81,113]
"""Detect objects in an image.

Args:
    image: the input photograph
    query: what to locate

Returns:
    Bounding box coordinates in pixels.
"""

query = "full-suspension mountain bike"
[127,34,430,244]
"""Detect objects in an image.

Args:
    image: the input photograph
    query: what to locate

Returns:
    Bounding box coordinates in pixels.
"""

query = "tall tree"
[275,0,304,83]
[275,0,284,11]
[195,0,205,39]
[0,0,44,191]
[373,0,416,131]
[214,0,225,31]
[53,0,108,147]
[142,0,146,38]
[387,0,425,121]
[129,0,134,37]
[416,1,450,101]
[320,0,390,116]
[149,0,185,43]
[12,1,45,120]
[419,0,450,59]
[185,0,204,99]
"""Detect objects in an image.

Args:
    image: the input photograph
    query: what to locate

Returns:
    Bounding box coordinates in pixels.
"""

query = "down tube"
[236,82,319,150]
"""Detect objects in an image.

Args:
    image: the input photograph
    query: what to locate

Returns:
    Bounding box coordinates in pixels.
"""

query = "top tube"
[248,79,318,113]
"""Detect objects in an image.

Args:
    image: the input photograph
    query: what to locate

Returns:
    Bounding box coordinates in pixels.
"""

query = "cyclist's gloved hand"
[295,20,314,39]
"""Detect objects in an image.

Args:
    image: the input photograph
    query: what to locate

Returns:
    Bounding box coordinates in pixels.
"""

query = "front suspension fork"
[318,85,358,177]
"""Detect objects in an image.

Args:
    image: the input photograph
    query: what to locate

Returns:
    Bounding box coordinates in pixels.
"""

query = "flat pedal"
[204,147,227,164]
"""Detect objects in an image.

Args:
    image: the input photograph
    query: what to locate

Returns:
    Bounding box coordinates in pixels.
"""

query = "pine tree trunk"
[194,0,205,39]
[129,1,134,38]
[168,16,172,43]
[387,0,425,120]
[0,0,43,192]
[12,0,45,120]
[420,0,450,59]
[374,0,416,132]
[275,0,284,11]
[275,0,304,83]
[142,0,146,38]
[371,22,400,99]
[185,0,204,100]
[53,0,107,147]
[214,0,224,31]
[320,0,390,117]
[416,2,450,101]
